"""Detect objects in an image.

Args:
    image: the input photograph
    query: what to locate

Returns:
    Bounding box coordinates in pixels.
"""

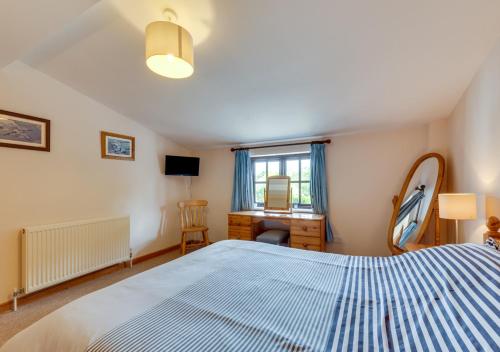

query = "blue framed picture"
[100,131,135,161]
[0,109,50,152]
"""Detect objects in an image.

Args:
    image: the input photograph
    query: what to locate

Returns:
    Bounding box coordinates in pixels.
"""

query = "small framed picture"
[0,109,50,152]
[100,131,135,161]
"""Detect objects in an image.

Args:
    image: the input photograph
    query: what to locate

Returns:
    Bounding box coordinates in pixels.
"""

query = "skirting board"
[0,244,180,312]
[132,244,180,265]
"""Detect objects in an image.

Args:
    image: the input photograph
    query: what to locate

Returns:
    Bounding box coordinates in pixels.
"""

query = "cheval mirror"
[264,176,292,213]
[388,153,445,255]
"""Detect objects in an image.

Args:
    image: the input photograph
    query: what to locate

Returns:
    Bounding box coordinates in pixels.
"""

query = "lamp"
[145,9,194,79]
[438,193,477,243]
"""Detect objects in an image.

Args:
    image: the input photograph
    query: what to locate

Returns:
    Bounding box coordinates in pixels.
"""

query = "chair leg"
[181,232,186,255]
[203,230,209,247]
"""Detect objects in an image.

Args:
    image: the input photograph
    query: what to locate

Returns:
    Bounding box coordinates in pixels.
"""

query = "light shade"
[438,193,477,220]
[145,21,194,79]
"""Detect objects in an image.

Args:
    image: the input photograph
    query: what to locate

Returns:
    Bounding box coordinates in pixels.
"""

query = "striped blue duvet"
[87,241,499,352]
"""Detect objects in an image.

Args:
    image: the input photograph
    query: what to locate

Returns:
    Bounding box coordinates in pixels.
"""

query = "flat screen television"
[165,155,200,176]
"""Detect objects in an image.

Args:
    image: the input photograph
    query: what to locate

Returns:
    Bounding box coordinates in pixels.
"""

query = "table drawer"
[290,242,321,251]
[228,215,252,226]
[291,235,320,246]
[228,233,252,240]
[228,225,252,240]
[291,220,322,237]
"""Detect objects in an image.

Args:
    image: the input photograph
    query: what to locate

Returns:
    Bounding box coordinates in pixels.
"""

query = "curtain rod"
[230,139,331,152]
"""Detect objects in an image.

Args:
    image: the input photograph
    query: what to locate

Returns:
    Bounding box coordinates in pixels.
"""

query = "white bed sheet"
[1,241,253,352]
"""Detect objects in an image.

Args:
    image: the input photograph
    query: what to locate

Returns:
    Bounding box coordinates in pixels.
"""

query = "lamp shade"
[145,21,194,79]
[438,193,477,220]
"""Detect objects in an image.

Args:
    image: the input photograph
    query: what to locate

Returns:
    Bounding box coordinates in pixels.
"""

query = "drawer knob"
[303,243,309,248]
[302,226,307,231]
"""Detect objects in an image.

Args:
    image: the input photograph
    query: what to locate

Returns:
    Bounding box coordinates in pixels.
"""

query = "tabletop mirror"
[264,176,292,213]
[387,153,445,254]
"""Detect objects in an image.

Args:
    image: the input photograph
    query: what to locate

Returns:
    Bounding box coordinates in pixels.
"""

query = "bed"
[1,240,498,351]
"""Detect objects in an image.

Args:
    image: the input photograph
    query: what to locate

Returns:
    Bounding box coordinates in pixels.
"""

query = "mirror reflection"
[388,153,445,254]
[265,176,291,212]
[393,157,439,248]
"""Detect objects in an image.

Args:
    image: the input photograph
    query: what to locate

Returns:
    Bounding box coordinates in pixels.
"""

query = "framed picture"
[0,109,50,152]
[100,131,135,161]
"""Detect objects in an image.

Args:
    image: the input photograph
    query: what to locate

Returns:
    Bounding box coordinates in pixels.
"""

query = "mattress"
[1,240,498,352]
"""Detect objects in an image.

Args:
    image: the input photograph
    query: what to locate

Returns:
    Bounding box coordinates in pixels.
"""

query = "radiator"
[20,216,131,296]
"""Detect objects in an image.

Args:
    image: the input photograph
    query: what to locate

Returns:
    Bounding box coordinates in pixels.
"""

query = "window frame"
[251,153,312,209]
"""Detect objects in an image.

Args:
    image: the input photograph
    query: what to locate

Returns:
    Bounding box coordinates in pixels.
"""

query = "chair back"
[178,200,208,230]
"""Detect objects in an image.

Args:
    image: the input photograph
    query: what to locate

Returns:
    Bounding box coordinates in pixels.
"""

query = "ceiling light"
[145,9,194,79]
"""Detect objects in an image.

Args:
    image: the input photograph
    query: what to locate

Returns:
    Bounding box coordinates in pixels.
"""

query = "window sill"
[292,209,313,214]
[252,207,313,214]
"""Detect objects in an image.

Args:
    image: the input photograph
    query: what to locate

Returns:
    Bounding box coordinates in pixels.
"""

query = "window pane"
[255,162,266,182]
[300,182,311,205]
[255,183,266,204]
[301,159,311,181]
[286,159,299,181]
[290,182,300,205]
[268,161,280,177]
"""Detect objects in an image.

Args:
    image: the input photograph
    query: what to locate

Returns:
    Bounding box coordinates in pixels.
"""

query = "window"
[252,154,311,209]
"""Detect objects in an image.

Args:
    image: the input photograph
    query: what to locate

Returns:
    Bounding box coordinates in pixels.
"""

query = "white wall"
[191,149,234,242]
[0,62,191,305]
[192,121,448,256]
[448,38,500,243]
[327,123,447,255]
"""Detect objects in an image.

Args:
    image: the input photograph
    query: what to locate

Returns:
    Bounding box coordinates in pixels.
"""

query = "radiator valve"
[12,288,25,312]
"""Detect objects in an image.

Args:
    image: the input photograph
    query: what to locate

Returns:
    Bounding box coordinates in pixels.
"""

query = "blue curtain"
[398,221,418,247]
[396,189,425,225]
[231,150,254,212]
[310,144,334,241]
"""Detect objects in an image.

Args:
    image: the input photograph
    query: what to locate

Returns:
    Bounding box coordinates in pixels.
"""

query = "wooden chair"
[178,200,209,255]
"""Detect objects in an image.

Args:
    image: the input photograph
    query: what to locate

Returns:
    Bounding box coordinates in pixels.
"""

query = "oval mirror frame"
[387,153,445,255]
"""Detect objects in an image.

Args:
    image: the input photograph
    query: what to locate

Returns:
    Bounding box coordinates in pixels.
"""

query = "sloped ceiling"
[4,0,500,148]
[0,0,99,68]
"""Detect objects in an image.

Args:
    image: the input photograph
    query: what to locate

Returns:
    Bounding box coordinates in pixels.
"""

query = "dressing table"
[228,211,326,251]
[229,176,326,252]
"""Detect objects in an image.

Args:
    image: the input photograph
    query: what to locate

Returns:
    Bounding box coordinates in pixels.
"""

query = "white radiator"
[20,216,130,295]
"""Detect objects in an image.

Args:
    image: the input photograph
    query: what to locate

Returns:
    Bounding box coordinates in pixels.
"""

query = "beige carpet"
[0,250,181,347]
